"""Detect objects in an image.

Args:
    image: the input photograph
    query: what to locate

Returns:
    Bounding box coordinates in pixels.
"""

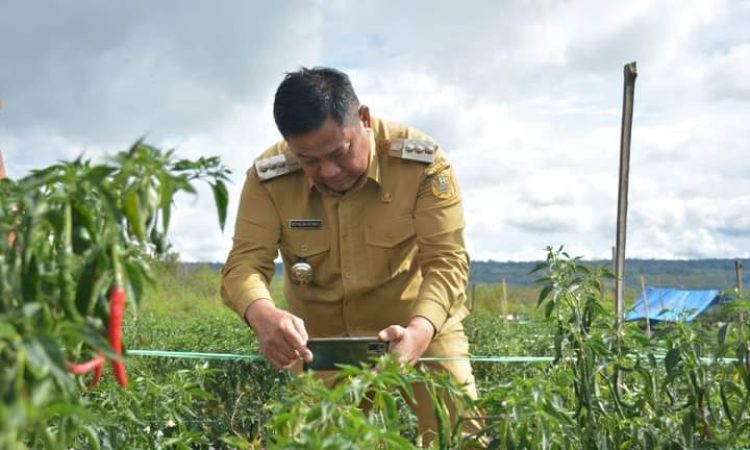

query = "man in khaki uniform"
[221,67,477,445]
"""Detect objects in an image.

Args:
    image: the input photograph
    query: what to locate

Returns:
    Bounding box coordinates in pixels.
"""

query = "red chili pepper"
[67,251,129,388]
[88,352,104,387]
[108,284,128,388]
[66,353,105,376]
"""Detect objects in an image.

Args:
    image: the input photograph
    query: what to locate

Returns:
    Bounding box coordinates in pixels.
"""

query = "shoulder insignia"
[254,152,301,181]
[388,139,436,164]
[431,168,457,200]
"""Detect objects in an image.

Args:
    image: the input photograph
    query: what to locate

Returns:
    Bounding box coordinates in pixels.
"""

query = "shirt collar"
[365,129,382,187]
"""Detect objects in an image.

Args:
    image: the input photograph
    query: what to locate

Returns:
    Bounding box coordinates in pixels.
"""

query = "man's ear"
[358,105,372,129]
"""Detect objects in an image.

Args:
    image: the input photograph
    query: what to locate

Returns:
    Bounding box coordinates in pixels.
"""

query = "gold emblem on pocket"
[290,260,313,285]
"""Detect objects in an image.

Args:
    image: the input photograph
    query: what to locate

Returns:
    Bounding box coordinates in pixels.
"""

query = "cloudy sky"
[1,0,748,262]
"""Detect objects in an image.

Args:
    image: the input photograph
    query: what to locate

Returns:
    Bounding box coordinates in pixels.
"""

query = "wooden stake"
[614,62,638,322]
[736,260,744,298]
[641,275,651,337]
[611,246,617,301]
[737,260,744,324]
[502,278,508,319]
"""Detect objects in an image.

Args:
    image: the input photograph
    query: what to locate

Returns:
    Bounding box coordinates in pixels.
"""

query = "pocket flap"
[281,230,330,257]
[366,216,415,248]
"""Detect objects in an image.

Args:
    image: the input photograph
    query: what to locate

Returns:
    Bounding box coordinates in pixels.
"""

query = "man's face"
[287,107,372,193]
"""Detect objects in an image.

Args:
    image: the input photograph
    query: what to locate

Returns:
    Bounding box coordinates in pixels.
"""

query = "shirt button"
[300,244,309,252]
[382,192,393,203]
[344,272,351,280]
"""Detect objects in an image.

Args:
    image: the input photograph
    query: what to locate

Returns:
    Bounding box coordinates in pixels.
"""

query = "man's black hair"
[273,67,360,139]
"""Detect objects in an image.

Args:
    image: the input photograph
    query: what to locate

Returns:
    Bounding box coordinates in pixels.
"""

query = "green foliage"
[468,282,541,319]
[478,246,750,449]
[263,357,479,449]
[80,247,750,449]
[4,150,750,450]
[141,258,285,318]
[0,142,229,449]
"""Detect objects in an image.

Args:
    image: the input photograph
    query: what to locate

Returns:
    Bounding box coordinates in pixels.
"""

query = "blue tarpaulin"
[625,287,722,322]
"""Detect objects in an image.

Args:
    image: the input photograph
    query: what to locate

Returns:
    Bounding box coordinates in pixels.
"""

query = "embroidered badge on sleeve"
[431,169,456,200]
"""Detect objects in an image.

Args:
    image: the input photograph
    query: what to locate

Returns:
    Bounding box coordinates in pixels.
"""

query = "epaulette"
[254,152,301,181]
[388,139,436,164]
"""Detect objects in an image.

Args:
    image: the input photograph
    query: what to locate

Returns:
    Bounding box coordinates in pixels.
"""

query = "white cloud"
[1,0,748,262]
[0,1,322,146]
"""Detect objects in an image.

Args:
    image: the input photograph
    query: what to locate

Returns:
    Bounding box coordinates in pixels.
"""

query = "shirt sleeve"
[410,153,470,332]
[220,168,281,318]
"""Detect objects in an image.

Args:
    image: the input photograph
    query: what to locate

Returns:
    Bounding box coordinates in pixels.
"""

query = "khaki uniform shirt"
[221,118,470,350]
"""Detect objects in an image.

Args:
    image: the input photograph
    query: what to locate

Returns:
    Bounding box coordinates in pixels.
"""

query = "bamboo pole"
[614,62,638,321]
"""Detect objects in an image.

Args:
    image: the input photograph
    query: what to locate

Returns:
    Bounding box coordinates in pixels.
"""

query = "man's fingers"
[281,321,310,362]
[264,346,296,364]
[263,334,297,360]
[378,325,405,342]
[281,318,306,348]
[268,350,297,369]
[299,346,313,362]
[289,317,313,362]
[271,343,310,364]
[292,317,309,343]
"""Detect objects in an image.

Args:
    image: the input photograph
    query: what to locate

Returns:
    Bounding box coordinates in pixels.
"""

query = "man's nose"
[319,160,341,178]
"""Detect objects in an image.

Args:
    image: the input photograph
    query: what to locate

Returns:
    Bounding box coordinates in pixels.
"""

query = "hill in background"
[199,258,747,292]
[470,259,747,292]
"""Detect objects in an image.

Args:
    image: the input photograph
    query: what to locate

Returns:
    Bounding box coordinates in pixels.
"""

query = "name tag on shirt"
[289,219,323,230]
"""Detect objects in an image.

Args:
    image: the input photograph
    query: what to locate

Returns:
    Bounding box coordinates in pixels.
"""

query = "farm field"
[70,257,749,449]
[2,148,749,449]
[113,260,555,447]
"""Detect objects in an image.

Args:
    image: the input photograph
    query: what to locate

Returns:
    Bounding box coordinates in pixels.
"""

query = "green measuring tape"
[128,349,552,363]
[129,349,266,361]
[127,349,740,365]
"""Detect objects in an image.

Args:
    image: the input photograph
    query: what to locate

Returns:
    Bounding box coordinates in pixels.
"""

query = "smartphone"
[303,337,388,371]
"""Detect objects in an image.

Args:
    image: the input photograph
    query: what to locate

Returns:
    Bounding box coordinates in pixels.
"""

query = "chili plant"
[263,356,478,449]
[481,247,750,449]
[713,292,750,444]
[0,141,229,449]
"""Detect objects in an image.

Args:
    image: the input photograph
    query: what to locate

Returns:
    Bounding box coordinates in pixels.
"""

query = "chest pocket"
[365,215,417,280]
[281,230,330,257]
[280,230,330,284]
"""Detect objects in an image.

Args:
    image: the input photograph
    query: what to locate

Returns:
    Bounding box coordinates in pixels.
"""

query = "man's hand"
[378,316,435,364]
[244,299,313,370]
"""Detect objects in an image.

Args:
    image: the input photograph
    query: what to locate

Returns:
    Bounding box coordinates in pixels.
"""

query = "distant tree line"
[195,258,748,292]
[471,259,748,291]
